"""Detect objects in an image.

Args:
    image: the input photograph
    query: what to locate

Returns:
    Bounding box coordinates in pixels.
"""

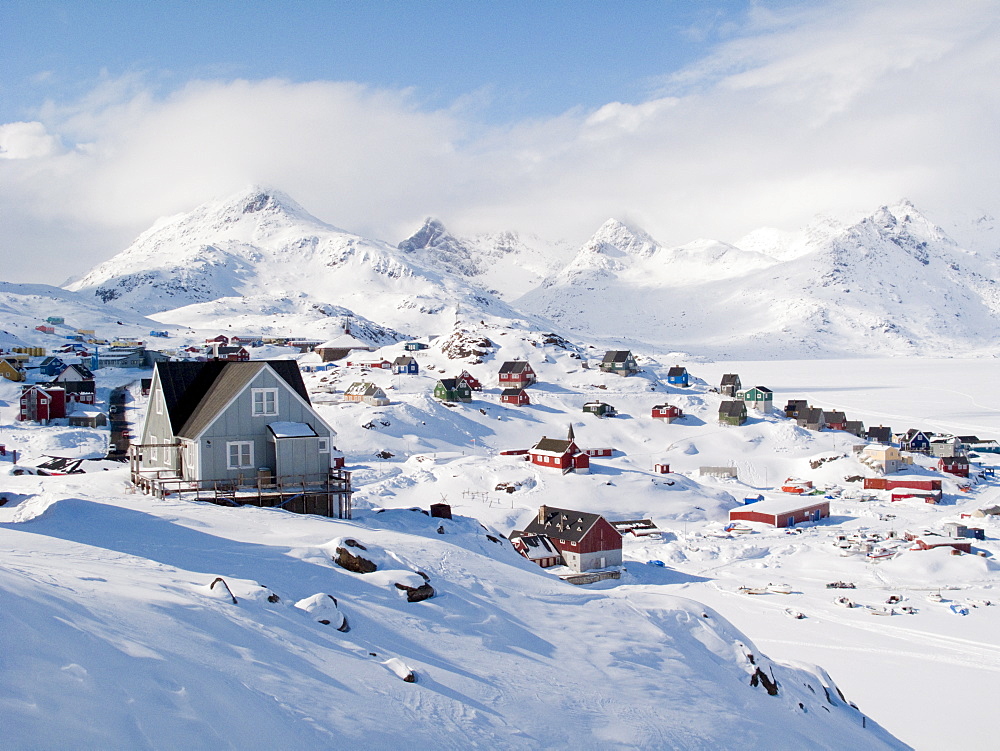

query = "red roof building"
[729,497,830,528]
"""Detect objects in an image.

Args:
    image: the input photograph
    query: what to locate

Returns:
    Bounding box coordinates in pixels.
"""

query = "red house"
[651,404,683,422]
[909,537,972,554]
[529,426,590,473]
[205,335,230,345]
[215,346,250,362]
[458,369,482,391]
[890,488,943,504]
[500,387,531,406]
[498,361,536,388]
[514,505,623,572]
[19,385,66,422]
[938,456,970,478]
[729,497,830,528]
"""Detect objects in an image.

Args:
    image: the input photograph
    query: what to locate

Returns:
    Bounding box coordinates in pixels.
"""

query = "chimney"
[538,505,547,524]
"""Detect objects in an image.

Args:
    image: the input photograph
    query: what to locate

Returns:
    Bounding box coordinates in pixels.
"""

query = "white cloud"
[0,121,61,159]
[1,0,999,285]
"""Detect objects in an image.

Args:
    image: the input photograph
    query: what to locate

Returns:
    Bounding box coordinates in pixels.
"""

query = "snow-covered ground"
[3,344,998,749]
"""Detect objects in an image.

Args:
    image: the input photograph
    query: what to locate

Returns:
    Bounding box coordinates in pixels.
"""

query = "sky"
[1,0,998,285]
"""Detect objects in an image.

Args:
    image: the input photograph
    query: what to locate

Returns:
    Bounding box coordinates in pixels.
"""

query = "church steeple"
[567,424,575,442]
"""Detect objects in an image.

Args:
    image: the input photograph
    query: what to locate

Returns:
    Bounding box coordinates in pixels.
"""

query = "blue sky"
[1,1,998,285]
[1,1,754,124]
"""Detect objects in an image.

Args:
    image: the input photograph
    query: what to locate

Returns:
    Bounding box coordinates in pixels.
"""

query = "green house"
[583,401,617,417]
[719,400,748,426]
[737,386,773,413]
[599,350,638,376]
[434,377,472,403]
[46,316,65,325]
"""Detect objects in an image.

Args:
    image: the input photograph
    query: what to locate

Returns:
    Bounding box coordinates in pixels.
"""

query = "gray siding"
[196,368,332,482]
[139,374,180,473]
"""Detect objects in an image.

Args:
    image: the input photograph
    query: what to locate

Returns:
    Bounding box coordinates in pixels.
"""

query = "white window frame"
[227,441,254,469]
[150,435,158,462]
[251,388,278,416]
[318,438,330,453]
[156,394,163,414]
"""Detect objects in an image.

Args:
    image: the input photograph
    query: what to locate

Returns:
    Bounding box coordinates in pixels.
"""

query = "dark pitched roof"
[521,506,604,543]
[942,455,970,465]
[721,374,740,386]
[602,350,633,363]
[746,386,772,394]
[824,410,846,422]
[804,407,825,423]
[719,400,746,417]
[667,366,687,377]
[867,426,892,441]
[155,360,309,436]
[501,388,526,396]
[845,420,865,432]
[499,361,533,374]
[785,399,808,409]
[532,437,575,454]
[438,378,466,390]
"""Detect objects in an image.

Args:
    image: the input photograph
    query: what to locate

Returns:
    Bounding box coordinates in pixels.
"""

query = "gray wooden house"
[720,374,741,397]
[131,360,351,517]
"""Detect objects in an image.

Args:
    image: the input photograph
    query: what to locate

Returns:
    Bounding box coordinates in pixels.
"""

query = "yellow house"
[0,359,26,382]
[863,445,913,474]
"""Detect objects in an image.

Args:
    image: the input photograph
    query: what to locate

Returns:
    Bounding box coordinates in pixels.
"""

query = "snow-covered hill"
[0,281,170,351]
[0,470,903,750]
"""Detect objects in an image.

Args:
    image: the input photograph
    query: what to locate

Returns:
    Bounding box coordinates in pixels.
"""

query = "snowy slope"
[0,281,172,350]
[66,188,520,338]
[0,471,902,750]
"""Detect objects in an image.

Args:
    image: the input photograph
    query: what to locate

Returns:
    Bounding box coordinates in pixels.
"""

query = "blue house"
[392,355,419,375]
[666,365,690,387]
[39,356,67,377]
[149,330,169,338]
[898,429,931,453]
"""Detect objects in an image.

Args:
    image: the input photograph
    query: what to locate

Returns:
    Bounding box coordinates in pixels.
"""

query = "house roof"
[845,421,865,432]
[824,410,846,422]
[512,533,560,560]
[867,426,892,441]
[667,366,687,377]
[941,455,970,465]
[602,351,633,363]
[267,421,317,439]
[531,437,575,455]
[804,407,824,423]
[346,381,384,397]
[438,377,467,391]
[745,386,773,395]
[719,400,746,417]
[392,356,415,366]
[721,374,740,385]
[316,334,371,351]
[521,506,605,543]
[652,403,678,411]
[154,360,309,437]
[785,399,808,409]
[499,361,533,374]
[501,388,526,396]
[731,496,829,516]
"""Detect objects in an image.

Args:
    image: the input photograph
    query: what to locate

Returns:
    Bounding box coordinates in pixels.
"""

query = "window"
[150,435,158,462]
[227,441,254,469]
[318,438,329,453]
[252,388,278,416]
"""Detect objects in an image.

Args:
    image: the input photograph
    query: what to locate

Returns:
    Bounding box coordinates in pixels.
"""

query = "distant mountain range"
[19,186,998,357]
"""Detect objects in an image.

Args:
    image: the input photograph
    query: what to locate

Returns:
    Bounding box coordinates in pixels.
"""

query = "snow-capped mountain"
[397,217,575,300]
[518,202,1000,357]
[63,187,1000,358]
[66,188,520,338]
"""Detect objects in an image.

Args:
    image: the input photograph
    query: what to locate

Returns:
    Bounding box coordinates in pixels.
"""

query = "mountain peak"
[398,217,452,253]
[587,218,659,257]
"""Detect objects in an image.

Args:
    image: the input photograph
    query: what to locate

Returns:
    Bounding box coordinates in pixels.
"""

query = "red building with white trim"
[729,497,830,528]
[514,505,623,572]
[19,385,66,422]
